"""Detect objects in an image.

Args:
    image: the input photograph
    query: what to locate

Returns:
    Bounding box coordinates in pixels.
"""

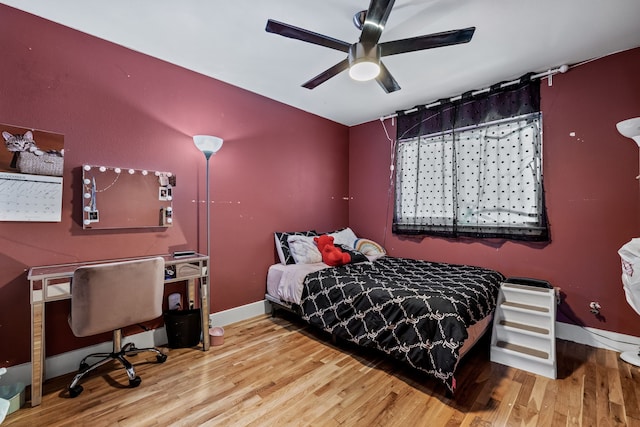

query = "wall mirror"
[81,165,174,229]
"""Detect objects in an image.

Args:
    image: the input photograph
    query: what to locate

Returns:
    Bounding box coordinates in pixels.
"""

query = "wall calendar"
[0,172,63,222]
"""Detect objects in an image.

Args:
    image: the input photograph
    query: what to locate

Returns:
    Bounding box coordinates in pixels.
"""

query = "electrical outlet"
[589,301,601,315]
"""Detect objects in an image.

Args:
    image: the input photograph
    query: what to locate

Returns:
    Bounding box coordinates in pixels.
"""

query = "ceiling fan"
[265,0,475,93]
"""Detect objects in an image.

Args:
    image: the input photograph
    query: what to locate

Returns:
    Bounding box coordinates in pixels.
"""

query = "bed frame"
[265,254,504,394]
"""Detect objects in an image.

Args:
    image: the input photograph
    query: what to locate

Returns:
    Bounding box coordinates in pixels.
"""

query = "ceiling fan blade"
[375,61,401,93]
[359,0,396,45]
[266,19,351,53]
[302,59,350,89]
[380,27,475,57]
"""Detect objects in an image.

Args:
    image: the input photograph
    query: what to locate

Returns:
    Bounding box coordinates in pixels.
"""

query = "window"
[393,79,549,241]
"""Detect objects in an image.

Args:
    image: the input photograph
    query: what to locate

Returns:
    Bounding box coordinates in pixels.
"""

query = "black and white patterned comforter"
[300,256,504,393]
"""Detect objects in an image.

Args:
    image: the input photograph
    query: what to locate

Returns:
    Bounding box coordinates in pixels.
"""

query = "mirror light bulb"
[84,193,91,199]
[83,179,90,185]
[128,169,135,174]
[83,206,91,212]
[99,166,106,172]
[114,168,121,174]
[83,219,91,225]
[83,165,91,171]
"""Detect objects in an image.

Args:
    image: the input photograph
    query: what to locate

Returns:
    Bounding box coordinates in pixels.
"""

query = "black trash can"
[163,308,202,348]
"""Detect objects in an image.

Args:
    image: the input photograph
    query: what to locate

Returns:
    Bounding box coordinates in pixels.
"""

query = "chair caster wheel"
[156,353,168,363]
[129,376,142,388]
[69,385,84,398]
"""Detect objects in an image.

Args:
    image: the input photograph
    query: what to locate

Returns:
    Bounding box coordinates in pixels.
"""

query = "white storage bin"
[0,382,25,417]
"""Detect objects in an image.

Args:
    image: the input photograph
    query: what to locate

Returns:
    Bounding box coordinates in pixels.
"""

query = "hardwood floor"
[4,313,640,426]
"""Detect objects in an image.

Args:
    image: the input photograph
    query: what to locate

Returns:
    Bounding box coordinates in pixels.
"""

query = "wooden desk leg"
[200,276,210,351]
[187,278,209,351]
[31,302,45,406]
[187,278,196,309]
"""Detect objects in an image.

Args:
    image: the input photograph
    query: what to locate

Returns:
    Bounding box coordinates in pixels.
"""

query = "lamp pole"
[204,151,212,259]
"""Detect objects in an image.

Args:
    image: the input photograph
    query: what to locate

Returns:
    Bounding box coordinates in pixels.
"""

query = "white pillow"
[287,235,322,264]
[329,227,358,249]
[274,230,317,264]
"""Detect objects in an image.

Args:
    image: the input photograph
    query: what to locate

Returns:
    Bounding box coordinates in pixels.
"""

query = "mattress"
[266,262,328,305]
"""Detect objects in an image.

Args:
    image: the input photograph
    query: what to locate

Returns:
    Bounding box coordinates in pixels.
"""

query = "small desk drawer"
[175,263,202,279]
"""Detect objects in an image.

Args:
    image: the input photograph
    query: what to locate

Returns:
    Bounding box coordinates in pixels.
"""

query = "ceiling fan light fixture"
[348,43,381,81]
[349,61,380,81]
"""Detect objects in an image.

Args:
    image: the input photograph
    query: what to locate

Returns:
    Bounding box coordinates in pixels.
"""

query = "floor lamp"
[193,135,223,260]
[616,118,640,367]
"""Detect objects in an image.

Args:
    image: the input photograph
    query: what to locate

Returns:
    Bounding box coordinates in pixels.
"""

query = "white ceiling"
[3,0,640,126]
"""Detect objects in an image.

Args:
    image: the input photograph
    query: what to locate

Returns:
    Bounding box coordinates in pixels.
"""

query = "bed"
[266,229,505,394]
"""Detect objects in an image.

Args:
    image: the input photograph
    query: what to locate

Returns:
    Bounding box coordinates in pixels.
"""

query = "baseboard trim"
[5,302,636,390]
[556,321,640,353]
[208,300,271,329]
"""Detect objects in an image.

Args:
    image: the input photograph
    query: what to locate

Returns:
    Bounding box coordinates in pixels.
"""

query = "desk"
[27,253,209,407]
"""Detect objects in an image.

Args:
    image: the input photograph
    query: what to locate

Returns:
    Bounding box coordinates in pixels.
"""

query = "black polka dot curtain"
[393,77,549,241]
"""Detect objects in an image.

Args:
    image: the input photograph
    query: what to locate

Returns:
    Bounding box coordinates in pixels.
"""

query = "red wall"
[350,48,640,336]
[2,4,639,371]
[0,6,349,366]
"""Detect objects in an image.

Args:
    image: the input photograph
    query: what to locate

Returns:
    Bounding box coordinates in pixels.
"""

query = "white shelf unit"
[490,282,557,379]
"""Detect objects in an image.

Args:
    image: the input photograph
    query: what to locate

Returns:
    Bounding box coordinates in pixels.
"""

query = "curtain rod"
[380,64,569,121]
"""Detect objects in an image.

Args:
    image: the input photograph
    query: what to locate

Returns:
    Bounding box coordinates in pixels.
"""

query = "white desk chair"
[67,257,168,398]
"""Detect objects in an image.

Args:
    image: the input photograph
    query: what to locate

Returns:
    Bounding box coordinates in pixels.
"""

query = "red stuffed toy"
[314,235,351,267]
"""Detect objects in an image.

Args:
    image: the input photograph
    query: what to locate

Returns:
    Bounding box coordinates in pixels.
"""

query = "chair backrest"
[70,257,165,337]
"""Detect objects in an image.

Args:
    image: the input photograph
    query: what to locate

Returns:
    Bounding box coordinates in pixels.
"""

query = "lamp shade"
[616,117,640,147]
[193,135,223,156]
